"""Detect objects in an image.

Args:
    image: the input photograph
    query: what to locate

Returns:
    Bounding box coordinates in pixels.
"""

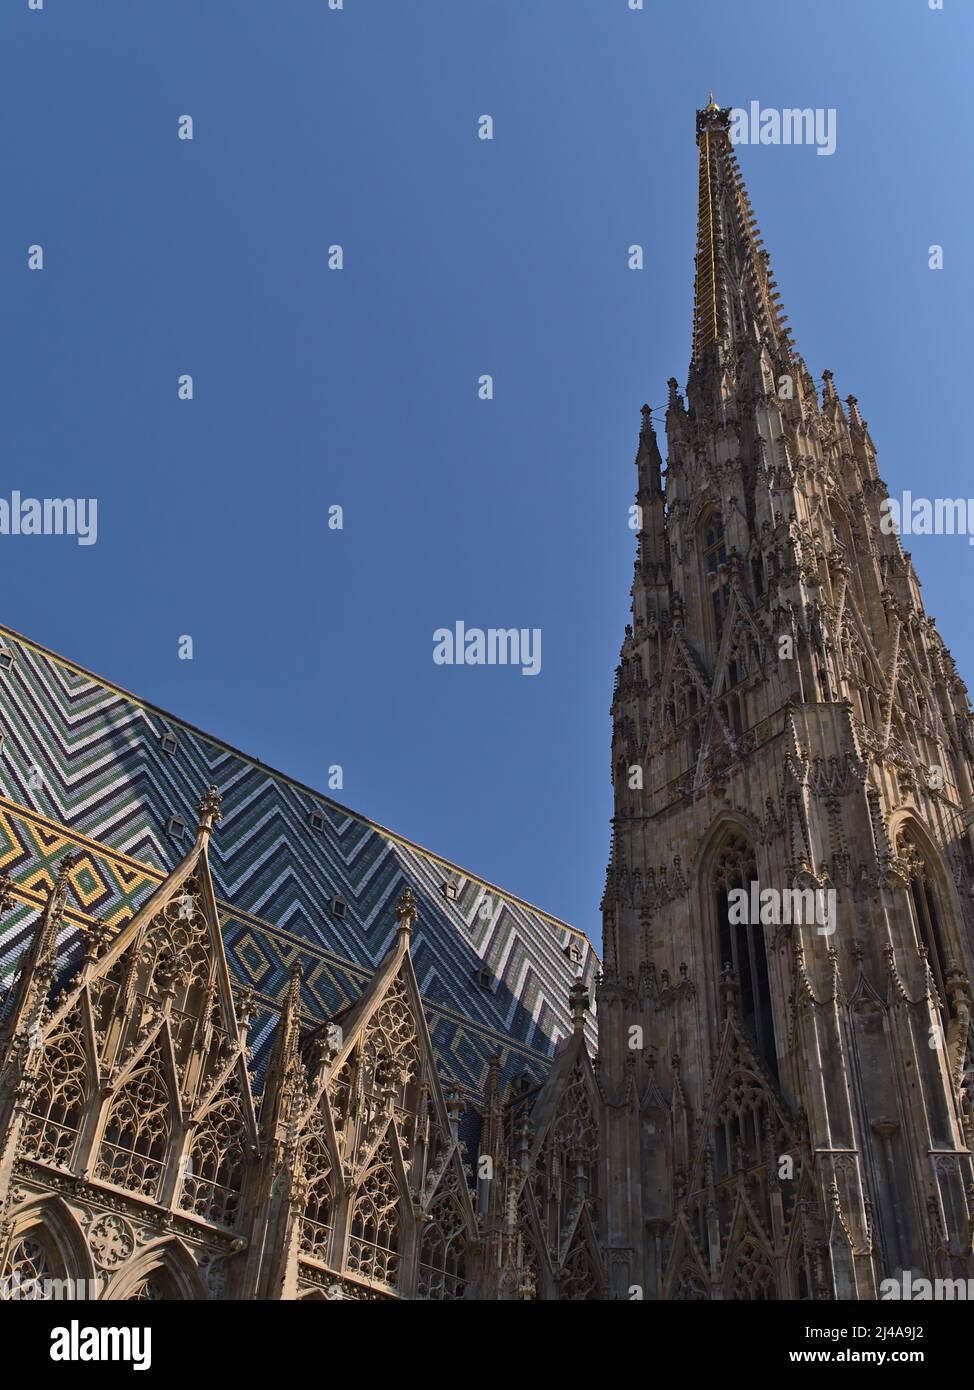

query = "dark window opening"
[713,835,778,1079]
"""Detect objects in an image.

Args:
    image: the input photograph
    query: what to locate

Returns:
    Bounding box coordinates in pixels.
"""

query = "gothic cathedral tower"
[598,99,974,1301]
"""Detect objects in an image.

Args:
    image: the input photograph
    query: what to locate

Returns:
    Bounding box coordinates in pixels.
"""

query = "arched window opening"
[298,1120,334,1264]
[712,833,778,1077]
[21,1011,87,1168]
[828,503,866,614]
[346,1157,401,1288]
[702,512,730,643]
[0,1227,67,1301]
[179,1090,246,1228]
[730,1235,776,1301]
[818,663,833,702]
[898,830,952,1018]
[417,1187,469,1300]
[96,1050,171,1200]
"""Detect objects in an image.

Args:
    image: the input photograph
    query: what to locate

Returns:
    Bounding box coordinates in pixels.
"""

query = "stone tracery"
[96,1043,173,1199]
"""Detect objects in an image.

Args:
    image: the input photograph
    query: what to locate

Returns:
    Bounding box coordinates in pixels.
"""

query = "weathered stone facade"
[598,99,974,1300]
[0,790,603,1300]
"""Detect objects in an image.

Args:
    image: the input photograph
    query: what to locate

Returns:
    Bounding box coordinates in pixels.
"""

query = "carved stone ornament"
[88,1212,135,1269]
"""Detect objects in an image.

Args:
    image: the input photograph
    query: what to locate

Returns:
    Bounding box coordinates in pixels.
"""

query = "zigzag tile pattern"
[0,626,598,1100]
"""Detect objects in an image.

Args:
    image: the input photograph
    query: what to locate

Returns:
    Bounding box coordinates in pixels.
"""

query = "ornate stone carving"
[88,1213,135,1269]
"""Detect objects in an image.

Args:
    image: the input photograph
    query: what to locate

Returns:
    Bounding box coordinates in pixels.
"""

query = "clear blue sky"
[2,0,970,943]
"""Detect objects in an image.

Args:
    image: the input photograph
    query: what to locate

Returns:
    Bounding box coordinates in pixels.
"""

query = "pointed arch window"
[96,1050,172,1199]
[702,511,730,643]
[21,1009,87,1168]
[346,1158,401,1288]
[0,1228,66,1300]
[179,1087,246,1228]
[298,1116,334,1263]
[730,1234,776,1300]
[898,829,952,1018]
[828,502,866,614]
[712,833,778,1076]
[417,1184,469,1300]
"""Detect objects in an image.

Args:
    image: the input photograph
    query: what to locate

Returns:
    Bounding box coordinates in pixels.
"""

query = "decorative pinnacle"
[36,852,76,959]
[395,886,418,936]
[196,785,222,837]
[234,985,257,1030]
[846,395,864,429]
[287,960,304,1001]
[51,852,77,916]
[444,1082,464,1130]
[569,977,590,1031]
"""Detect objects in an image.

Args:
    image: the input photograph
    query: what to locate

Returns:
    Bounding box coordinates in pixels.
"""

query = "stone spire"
[692,97,795,374]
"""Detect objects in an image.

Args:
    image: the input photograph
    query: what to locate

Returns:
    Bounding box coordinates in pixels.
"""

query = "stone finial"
[45,853,76,932]
[32,852,76,964]
[197,785,222,837]
[569,978,590,1032]
[395,886,418,937]
[54,851,76,889]
[445,1082,464,1139]
[234,986,258,1032]
[286,960,303,1011]
[82,921,110,966]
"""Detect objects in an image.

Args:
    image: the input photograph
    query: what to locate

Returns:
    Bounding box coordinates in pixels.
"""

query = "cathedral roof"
[0,622,598,1107]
